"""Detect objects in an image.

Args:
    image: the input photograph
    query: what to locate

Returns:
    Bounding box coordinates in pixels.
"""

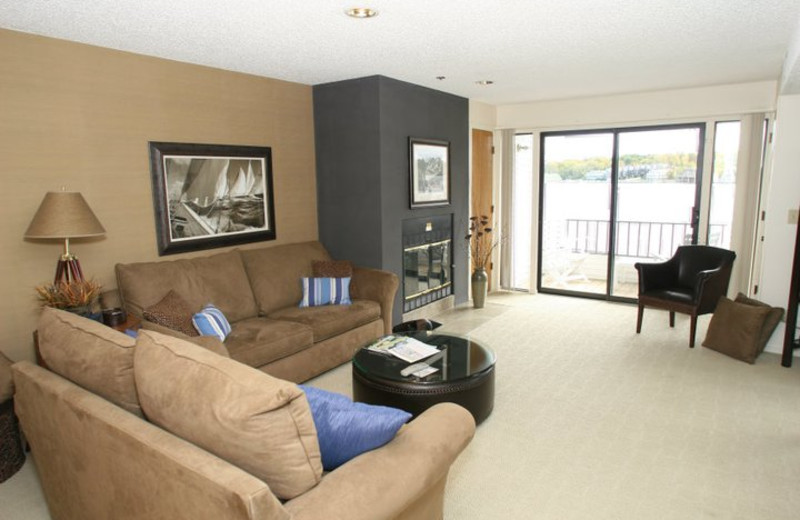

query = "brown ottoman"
[0,352,25,482]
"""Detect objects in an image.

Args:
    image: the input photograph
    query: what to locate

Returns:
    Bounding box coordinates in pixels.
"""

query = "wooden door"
[471,129,494,287]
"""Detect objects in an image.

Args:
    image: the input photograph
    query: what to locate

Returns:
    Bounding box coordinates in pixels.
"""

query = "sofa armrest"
[285,403,475,520]
[140,320,230,358]
[350,267,399,334]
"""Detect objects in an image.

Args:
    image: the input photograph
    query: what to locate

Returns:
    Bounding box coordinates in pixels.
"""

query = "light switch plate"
[789,209,799,224]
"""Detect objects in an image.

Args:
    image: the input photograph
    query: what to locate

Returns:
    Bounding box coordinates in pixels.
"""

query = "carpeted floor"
[2,293,799,519]
[435,294,800,519]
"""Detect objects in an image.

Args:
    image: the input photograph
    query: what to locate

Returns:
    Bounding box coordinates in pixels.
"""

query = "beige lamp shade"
[24,191,105,239]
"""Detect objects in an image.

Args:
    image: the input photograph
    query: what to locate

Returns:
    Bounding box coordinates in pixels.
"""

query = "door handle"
[691,206,700,228]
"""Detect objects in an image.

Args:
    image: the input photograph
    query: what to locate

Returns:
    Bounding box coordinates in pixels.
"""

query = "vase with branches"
[465,215,501,308]
[466,215,500,270]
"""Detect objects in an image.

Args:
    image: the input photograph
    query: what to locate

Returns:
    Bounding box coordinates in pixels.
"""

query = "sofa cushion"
[702,296,772,364]
[139,319,231,358]
[134,330,322,500]
[224,317,314,367]
[299,277,352,307]
[241,241,332,315]
[37,307,141,417]
[116,250,258,323]
[142,290,198,336]
[268,300,381,343]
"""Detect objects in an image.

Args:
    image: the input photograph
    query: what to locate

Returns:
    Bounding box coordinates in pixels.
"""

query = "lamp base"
[55,256,84,284]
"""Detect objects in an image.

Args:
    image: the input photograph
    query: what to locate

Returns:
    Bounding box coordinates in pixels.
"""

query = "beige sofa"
[13,308,476,520]
[116,241,398,382]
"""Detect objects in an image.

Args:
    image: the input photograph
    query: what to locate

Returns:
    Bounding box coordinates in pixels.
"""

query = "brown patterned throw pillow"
[142,290,198,337]
[312,260,356,294]
[312,260,353,278]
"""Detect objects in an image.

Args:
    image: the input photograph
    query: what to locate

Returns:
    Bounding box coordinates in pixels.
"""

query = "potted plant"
[466,215,501,308]
[35,279,102,318]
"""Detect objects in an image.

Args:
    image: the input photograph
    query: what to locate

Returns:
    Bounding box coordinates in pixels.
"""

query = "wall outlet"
[789,209,799,224]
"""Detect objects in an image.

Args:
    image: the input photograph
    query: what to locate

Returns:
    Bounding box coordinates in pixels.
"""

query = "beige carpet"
[2,293,799,519]
[438,294,800,520]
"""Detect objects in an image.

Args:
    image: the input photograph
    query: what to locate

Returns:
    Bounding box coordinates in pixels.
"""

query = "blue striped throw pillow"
[299,277,352,307]
[191,304,232,341]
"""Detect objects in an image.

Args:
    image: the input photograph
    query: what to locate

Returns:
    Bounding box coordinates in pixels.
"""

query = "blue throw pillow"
[299,385,412,470]
[192,304,232,341]
[299,277,352,308]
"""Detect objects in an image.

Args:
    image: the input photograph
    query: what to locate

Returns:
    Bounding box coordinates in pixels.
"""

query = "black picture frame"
[409,137,450,208]
[148,141,276,255]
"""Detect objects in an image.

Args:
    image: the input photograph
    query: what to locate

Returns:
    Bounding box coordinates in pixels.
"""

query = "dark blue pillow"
[299,385,412,470]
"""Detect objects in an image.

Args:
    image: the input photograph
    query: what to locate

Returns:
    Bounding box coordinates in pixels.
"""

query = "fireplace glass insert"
[403,239,451,309]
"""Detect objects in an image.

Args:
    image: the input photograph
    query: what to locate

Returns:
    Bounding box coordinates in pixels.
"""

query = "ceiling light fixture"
[345,7,378,18]
[476,80,494,86]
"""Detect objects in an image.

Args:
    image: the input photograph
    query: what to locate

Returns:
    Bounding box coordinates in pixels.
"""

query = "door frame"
[471,128,495,288]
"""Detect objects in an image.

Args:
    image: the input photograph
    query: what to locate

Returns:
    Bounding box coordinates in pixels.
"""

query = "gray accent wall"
[314,75,469,326]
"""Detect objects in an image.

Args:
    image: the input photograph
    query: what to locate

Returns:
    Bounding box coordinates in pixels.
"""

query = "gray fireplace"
[313,75,469,326]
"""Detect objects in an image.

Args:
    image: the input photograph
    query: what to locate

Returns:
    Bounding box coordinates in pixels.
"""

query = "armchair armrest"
[634,257,678,294]
[284,403,475,520]
[694,266,732,313]
[351,267,400,334]
[139,320,230,358]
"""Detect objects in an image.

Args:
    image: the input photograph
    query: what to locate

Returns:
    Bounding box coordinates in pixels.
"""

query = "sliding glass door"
[612,126,703,297]
[540,132,614,295]
[539,124,704,300]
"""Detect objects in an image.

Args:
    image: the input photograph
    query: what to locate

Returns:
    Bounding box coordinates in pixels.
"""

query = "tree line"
[545,153,700,181]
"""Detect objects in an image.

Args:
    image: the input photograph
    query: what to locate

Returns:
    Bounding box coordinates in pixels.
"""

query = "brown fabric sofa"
[116,241,398,382]
[13,308,476,520]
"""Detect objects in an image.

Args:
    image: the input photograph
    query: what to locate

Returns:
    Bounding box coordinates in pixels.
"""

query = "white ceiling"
[2,0,800,105]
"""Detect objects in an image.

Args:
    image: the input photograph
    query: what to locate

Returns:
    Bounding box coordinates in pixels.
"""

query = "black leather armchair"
[635,245,736,347]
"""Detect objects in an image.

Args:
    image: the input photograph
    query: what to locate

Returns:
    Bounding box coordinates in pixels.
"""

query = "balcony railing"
[563,219,728,259]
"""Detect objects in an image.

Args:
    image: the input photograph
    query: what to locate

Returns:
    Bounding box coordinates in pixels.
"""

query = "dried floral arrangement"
[465,215,501,270]
[35,279,102,309]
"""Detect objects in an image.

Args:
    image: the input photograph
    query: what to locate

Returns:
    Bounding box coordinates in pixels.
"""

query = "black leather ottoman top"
[352,331,496,424]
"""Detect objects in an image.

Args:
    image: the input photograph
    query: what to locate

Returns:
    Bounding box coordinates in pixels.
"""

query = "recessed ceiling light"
[345,7,378,18]
[476,80,494,86]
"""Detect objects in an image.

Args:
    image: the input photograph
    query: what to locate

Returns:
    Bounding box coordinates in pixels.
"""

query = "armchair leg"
[636,304,644,333]
[669,312,675,328]
[689,314,697,348]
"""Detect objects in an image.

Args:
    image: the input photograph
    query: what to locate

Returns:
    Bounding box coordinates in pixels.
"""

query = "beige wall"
[496,81,778,130]
[0,29,319,362]
[761,94,800,353]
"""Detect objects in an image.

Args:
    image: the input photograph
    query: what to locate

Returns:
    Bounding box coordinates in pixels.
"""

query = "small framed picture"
[148,141,276,255]
[409,137,450,208]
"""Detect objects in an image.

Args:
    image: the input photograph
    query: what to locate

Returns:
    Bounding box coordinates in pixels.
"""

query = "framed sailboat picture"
[148,142,276,255]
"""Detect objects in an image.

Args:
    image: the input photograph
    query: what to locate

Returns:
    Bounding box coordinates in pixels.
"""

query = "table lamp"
[24,190,106,284]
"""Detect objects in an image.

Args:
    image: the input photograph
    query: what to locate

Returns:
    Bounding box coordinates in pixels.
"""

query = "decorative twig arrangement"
[35,280,101,309]
[466,215,501,270]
